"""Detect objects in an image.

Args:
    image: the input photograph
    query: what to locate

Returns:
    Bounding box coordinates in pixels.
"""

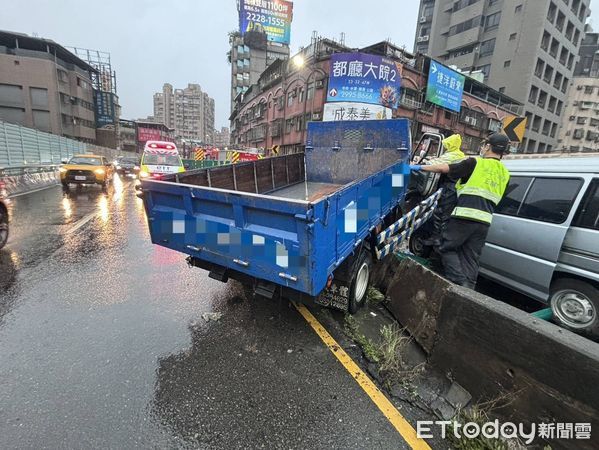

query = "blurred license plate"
[75,176,86,181]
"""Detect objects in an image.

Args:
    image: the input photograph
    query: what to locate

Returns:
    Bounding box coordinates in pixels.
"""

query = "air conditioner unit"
[420,16,427,23]
[417,35,430,43]
[315,80,325,88]
[312,112,322,120]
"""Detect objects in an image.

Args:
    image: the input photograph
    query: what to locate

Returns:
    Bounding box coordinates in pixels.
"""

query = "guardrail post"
[18,125,25,164]
[36,129,41,164]
[3,123,11,167]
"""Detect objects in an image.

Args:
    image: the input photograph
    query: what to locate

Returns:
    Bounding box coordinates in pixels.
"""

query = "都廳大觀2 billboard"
[239,0,293,45]
[327,53,402,109]
[425,61,465,113]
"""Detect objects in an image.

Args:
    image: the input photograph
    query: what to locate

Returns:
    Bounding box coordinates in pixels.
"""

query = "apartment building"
[414,0,590,153]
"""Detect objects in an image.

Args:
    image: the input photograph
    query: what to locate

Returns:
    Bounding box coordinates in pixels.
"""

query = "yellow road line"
[293,302,431,450]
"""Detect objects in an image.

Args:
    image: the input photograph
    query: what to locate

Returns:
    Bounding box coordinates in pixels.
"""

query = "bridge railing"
[0,120,136,167]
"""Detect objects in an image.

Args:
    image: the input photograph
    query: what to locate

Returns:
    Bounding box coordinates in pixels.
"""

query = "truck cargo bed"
[268,181,343,202]
[142,119,412,298]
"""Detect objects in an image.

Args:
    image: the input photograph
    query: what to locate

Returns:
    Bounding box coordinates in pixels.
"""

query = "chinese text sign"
[327,53,402,109]
[239,0,293,44]
[425,61,465,113]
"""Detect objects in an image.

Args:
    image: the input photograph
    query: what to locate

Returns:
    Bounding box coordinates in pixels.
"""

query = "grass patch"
[366,287,386,304]
[344,316,423,388]
[344,314,382,363]
[448,393,526,450]
[377,323,424,388]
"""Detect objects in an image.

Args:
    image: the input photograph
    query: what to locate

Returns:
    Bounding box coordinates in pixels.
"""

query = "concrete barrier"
[373,256,599,449]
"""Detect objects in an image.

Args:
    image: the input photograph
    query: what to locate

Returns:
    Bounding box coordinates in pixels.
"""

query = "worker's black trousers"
[430,180,457,241]
[437,218,490,289]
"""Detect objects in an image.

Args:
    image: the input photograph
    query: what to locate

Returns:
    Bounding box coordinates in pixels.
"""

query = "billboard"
[137,127,162,143]
[425,61,465,113]
[94,90,115,128]
[327,53,402,109]
[323,102,392,122]
[239,0,293,45]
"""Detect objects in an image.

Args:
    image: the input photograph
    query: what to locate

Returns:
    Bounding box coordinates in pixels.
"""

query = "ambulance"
[139,141,185,179]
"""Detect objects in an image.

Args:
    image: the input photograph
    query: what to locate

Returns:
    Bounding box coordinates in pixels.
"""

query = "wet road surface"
[0,177,423,449]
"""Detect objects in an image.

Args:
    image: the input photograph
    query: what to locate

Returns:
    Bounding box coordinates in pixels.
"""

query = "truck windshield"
[144,154,180,166]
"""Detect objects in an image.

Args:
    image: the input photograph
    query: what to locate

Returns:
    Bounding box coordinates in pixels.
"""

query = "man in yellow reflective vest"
[421,133,466,247]
[410,133,511,289]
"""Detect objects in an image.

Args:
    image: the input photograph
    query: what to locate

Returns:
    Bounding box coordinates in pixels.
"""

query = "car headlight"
[139,170,149,178]
[59,167,67,173]
[94,168,105,175]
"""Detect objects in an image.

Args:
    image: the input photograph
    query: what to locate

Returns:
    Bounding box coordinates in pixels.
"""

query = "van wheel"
[348,251,372,314]
[550,278,599,338]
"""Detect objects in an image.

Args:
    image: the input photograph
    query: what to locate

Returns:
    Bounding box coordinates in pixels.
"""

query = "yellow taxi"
[59,154,114,188]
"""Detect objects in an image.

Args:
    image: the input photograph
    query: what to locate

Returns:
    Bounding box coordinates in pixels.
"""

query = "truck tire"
[550,278,599,339]
[409,227,433,259]
[348,251,372,314]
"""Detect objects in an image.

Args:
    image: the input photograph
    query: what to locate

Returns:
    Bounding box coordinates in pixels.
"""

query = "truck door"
[409,132,444,198]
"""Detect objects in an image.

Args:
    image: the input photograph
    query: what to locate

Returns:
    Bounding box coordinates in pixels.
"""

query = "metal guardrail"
[0,120,136,167]
[375,188,443,259]
[0,164,60,177]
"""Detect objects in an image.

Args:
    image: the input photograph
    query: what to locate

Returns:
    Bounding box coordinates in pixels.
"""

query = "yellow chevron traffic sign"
[502,116,527,142]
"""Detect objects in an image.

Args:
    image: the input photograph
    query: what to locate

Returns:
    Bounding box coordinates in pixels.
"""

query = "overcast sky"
[2,1,598,128]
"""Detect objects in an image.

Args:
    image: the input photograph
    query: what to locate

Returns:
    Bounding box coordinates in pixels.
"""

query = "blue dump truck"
[141,119,440,313]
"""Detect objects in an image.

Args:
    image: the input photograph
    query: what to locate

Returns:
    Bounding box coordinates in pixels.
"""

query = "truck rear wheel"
[348,251,372,314]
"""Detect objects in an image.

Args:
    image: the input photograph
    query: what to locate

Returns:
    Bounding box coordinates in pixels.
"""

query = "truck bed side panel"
[144,180,315,294]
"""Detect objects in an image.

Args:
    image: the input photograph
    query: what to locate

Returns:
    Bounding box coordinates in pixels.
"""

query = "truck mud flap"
[374,188,442,259]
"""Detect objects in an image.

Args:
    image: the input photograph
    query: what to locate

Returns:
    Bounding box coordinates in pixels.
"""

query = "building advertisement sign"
[239,0,293,44]
[326,53,402,109]
[94,90,115,128]
[137,127,162,143]
[425,61,465,113]
[323,102,392,122]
